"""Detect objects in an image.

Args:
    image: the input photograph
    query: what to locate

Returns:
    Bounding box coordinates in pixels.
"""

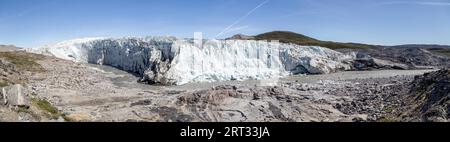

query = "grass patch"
[383,106,395,114]
[31,98,61,119]
[254,31,374,50]
[0,79,27,88]
[17,106,30,113]
[0,80,9,88]
[377,117,398,122]
[0,51,45,72]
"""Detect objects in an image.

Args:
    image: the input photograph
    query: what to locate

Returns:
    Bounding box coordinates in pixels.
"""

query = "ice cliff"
[27,36,353,85]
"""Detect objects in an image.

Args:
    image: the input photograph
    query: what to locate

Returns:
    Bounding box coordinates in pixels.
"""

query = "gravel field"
[0,53,438,122]
[16,56,432,122]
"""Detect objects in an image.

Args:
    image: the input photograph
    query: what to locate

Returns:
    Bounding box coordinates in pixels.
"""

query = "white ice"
[27,36,353,85]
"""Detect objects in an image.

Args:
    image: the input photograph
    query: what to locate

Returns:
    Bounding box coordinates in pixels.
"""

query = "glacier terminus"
[27,36,354,85]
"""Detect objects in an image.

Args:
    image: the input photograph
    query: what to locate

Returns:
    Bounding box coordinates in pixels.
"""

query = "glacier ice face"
[166,39,288,85]
[27,36,353,85]
[28,37,106,62]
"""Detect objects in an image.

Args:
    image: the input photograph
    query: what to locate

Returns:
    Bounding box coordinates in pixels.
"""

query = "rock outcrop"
[27,37,353,85]
[352,51,409,70]
[1,84,28,107]
[403,69,450,122]
[338,47,450,70]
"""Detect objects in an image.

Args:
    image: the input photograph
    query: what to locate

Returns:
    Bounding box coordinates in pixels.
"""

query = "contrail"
[215,0,270,38]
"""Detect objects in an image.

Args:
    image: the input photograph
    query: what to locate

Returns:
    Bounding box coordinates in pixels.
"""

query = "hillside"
[253,31,374,50]
[0,51,45,87]
[390,44,450,49]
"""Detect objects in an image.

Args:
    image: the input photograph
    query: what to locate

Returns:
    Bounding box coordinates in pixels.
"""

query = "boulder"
[1,88,6,105]
[1,84,29,107]
[405,69,450,122]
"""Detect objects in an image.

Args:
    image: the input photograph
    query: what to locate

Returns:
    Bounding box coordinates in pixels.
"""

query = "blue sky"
[0,0,449,47]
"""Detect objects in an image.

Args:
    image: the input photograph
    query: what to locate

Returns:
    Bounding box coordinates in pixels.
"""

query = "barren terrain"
[2,53,434,122]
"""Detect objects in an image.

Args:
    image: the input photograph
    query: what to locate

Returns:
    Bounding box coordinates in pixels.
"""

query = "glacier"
[27,36,353,85]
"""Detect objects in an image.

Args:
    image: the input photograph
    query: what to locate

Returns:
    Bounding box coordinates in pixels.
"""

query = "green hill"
[254,31,374,50]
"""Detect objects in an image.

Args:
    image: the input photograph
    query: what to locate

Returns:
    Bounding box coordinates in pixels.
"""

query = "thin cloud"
[215,0,270,38]
[378,1,450,6]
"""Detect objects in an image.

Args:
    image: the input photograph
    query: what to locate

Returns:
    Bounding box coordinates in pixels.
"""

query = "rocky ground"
[1,49,448,122]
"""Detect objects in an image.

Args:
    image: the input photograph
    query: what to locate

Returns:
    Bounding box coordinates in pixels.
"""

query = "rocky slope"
[0,51,44,87]
[0,58,23,87]
[399,69,450,122]
[337,47,450,70]
[27,37,354,85]
[0,51,58,122]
